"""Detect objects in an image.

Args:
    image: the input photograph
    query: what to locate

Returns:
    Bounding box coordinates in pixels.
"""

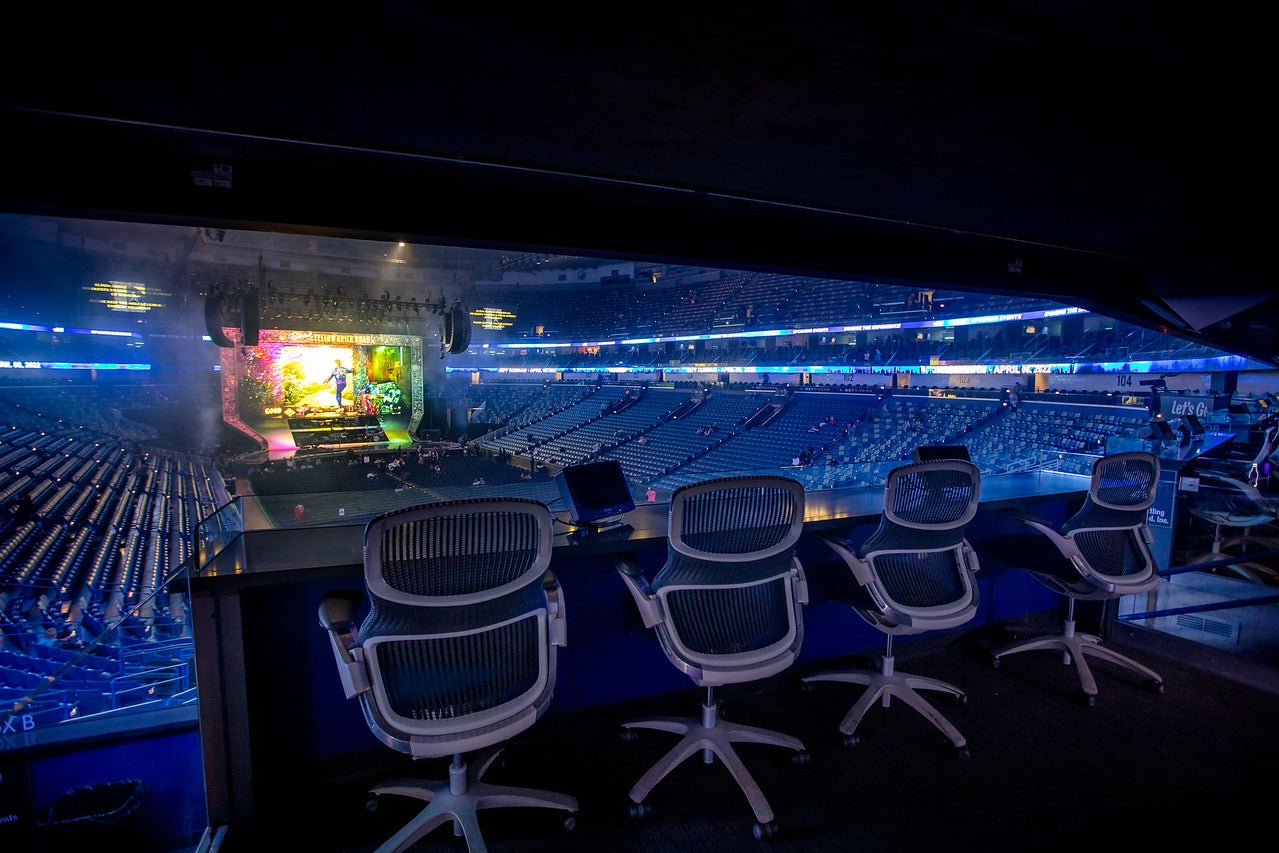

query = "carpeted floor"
[249,618,1279,852]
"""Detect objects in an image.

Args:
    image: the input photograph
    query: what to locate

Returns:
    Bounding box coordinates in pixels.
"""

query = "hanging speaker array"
[241,291,260,346]
[205,290,261,347]
[204,294,234,348]
[442,304,471,354]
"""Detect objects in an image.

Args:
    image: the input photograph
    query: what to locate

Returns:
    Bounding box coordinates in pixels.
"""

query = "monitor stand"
[567,515,631,542]
[578,515,626,533]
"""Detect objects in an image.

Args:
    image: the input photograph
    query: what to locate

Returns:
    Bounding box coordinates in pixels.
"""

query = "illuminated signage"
[84,280,168,313]
[472,307,516,330]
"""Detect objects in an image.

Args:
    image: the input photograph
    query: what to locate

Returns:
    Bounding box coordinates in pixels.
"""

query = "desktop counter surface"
[193,468,1093,579]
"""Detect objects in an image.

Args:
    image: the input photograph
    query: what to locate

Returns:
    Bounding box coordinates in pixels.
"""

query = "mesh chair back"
[1063,452,1161,583]
[669,475,806,562]
[1088,451,1159,512]
[654,476,807,677]
[860,459,981,616]
[366,498,551,603]
[881,459,981,531]
[358,498,556,743]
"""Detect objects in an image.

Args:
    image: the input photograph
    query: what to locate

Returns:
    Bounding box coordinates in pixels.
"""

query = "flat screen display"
[911,444,972,463]
[555,459,635,525]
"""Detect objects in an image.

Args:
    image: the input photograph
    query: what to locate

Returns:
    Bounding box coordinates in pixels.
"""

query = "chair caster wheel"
[955,746,971,760]
[620,728,638,742]
[991,656,1002,669]
[364,796,380,815]
[791,749,811,766]
[1083,692,1097,707]
[1151,681,1165,695]
[801,681,817,694]
[562,814,577,832]
[841,733,860,748]
[629,801,651,819]
[956,693,968,705]
[753,820,778,840]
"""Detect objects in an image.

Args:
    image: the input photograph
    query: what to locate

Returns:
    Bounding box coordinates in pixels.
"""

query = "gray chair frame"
[804,457,983,757]
[318,497,577,853]
[615,474,809,839]
[991,451,1166,704]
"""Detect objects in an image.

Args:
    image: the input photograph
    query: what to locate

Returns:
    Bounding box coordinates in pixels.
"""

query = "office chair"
[318,497,577,853]
[991,451,1166,704]
[615,475,809,840]
[1185,470,1279,584]
[803,457,982,758]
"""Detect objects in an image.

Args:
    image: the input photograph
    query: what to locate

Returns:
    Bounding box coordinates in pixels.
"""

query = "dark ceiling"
[2,4,1274,363]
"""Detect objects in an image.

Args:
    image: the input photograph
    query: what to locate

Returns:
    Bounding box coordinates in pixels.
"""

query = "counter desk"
[188,469,1093,840]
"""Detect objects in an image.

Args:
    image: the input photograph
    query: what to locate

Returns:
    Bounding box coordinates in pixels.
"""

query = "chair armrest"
[1002,506,1053,531]
[1004,510,1076,554]
[615,559,665,629]
[318,589,369,700]
[318,588,362,632]
[961,540,980,575]
[1057,532,1117,594]
[822,535,874,587]
[544,570,568,647]
[792,556,809,606]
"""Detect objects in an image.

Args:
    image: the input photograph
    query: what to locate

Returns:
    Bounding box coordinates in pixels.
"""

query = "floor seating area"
[0,392,226,721]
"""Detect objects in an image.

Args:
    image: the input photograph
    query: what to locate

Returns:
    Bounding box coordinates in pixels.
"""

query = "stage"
[252,406,414,460]
[214,324,427,462]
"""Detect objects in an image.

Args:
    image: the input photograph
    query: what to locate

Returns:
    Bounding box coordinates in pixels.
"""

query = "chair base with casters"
[802,458,983,763]
[990,452,1167,706]
[804,633,970,758]
[620,685,809,840]
[366,745,577,853]
[615,474,811,841]
[1186,472,1279,584]
[990,579,1165,706]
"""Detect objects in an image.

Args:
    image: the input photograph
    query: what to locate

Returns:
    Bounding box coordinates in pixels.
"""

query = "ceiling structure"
[2,4,1273,364]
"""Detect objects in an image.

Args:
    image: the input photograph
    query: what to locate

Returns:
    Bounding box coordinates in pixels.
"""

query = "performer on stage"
[326,359,350,410]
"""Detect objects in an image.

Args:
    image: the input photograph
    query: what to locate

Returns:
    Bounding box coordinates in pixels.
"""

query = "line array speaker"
[204,295,234,348]
[442,304,471,354]
[241,291,260,346]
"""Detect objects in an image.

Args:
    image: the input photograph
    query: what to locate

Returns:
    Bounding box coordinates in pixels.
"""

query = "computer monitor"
[1180,413,1205,436]
[911,444,972,463]
[554,459,636,529]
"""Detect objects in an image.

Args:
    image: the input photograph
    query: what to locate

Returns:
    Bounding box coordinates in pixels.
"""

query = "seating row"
[317,450,1166,850]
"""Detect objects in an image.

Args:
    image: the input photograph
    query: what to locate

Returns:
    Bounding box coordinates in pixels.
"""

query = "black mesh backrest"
[1061,452,1160,581]
[661,573,793,656]
[373,620,542,723]
[1088,451,1159,511]
[669,475,806,562]
[365,497,551,602]
[879,459,981,532]
[358,498,554,730]
[859,459,981,610]
[653,476,806,664]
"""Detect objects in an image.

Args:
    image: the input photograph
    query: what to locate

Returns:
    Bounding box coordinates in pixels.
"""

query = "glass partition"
[195,498,245,572]
[1,208,1275,763]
